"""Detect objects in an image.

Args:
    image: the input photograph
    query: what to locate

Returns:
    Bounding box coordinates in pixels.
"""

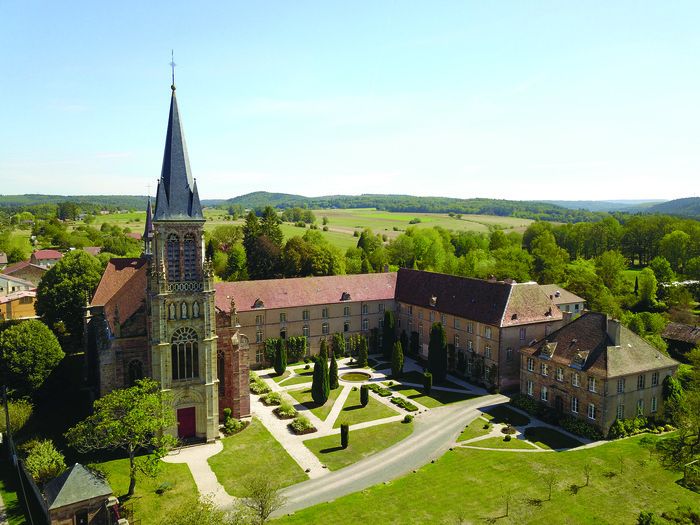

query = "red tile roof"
[91,258,148,330]
[31,249,63,260]
[2,260,31,274]
[126,232,142,240]
[83,246,102,256]
[215,273,397,313]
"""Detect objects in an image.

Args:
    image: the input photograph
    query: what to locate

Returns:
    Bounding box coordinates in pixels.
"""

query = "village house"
[30,249,63,268]
[1,260,48,285]
[519,312,679,434]
[662,321,700,359]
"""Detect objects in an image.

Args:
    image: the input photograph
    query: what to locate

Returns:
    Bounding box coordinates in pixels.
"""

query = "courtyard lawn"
[332,387,400,428]
[304,421,413,471]
[466,436,538,450]
[390,384,475,408]
[457,417,493,442]
[98,457,198,525]
[275,435,698,524]
[394,370,468,391]
[367,359,389,371]
[288,386,343,421]
[524,427,583,450]
[208,418,307,496]
[271,370,291,383]
[280,370,314,386]
[483,405,531,427]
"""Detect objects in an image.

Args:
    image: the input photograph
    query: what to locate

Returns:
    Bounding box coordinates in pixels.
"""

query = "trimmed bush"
[391,397,419,412]
[423,371,433,394]
[274,338,287,375]
[501,425,516,435]
[289,415,317,435]
[360,385,369,407]
[340,423,349,449]
[261,392,282,406]
[249,373,271,395]
[274,401,297,420]
[402,414,414,424]
[504,435,512,442]
[329,351,339,390]
[367,383,392,397]
[391,340,404,378]
[357,336,369,367]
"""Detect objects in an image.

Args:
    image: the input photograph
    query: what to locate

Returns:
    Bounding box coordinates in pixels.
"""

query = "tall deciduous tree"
[35,250,103,347]
[428,322,448,383]
[637,267,658,306]
[65,378,177,497]
[0,320,64,396]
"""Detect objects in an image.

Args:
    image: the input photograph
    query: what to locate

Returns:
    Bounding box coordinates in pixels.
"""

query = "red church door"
[177,407,196,439]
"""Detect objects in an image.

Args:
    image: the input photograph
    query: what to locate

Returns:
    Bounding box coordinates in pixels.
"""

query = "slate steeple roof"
[153,85,204,221]
[143,197,154,240]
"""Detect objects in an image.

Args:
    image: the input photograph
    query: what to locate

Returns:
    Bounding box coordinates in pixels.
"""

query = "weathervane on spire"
[170,50,176,91]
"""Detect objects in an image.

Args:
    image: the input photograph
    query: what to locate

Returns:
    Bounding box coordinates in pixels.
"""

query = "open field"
[275,434,700,524]
[79,207,534,254]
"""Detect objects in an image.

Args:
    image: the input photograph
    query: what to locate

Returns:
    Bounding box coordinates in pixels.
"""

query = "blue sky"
[1,1,699,201]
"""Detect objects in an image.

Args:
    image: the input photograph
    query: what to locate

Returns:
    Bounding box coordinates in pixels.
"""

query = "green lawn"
[390,384,476,408]
[98,457,198,525]
[367,359,389,371]
[276,435,697,524]
[396,370,468,391]
[483,405,531,427]
[524,427,583,450]
[304,421,414,471]
[466,436,538,450]
[457,417,492,442]
[208,418,307,496]
[333,387,400,428]
[280,371,314,386]
[271,370,291,383]
[288,386,343,421]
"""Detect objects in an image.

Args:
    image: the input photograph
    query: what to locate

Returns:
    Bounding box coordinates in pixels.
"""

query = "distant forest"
[1,192,698,223]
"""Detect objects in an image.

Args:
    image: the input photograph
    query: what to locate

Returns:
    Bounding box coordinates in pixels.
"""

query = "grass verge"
[304,421,413,471]
[276,435,696,524]
[208,418,307,496]
[333,388,399,428]
[457,417,493,442]
[524,427,583,450]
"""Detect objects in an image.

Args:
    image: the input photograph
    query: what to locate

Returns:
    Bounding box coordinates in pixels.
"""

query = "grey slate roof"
[153,87,204,222]
[43,463,113,510]
[143,197,154,240]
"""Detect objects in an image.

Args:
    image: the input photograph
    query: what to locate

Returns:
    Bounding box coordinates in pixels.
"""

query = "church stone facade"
[85,83,250,442]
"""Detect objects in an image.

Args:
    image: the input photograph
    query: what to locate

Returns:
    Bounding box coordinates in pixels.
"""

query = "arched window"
[171,327,199,380]
[168,303,176,320]
[167,234,181,281]
[192,301,200,318]
[128,360,144,386]
[183,233,197,280]
[180,302,188,319]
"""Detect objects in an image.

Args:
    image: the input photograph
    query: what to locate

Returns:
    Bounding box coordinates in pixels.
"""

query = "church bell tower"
[147,80,218,442]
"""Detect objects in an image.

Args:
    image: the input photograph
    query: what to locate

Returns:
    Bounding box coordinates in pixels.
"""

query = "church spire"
[152,80,204,222]
[143,197,154,255]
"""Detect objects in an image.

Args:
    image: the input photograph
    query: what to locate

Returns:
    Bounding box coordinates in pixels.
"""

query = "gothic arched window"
[171,327,199,380]
[127,360,144,386]
[167,234,181,281]
[180,302,188,319]
[192,301,200,318]
[183,233,197,280]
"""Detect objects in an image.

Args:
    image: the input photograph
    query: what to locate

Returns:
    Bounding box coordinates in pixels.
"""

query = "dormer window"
[429,296,437,307]
[253,298,264,309]
[340,291,351,301]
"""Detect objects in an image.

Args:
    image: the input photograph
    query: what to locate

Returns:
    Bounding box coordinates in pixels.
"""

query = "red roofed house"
[85,83,249,442]
[30,249,63,268]
[1,260,48,285]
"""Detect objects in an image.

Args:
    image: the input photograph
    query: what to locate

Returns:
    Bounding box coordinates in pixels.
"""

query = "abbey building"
[85,83,250,442]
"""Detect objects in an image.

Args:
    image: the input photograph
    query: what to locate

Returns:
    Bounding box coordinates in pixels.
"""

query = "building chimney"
[607,318,621,346]
[562,311,574,324]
